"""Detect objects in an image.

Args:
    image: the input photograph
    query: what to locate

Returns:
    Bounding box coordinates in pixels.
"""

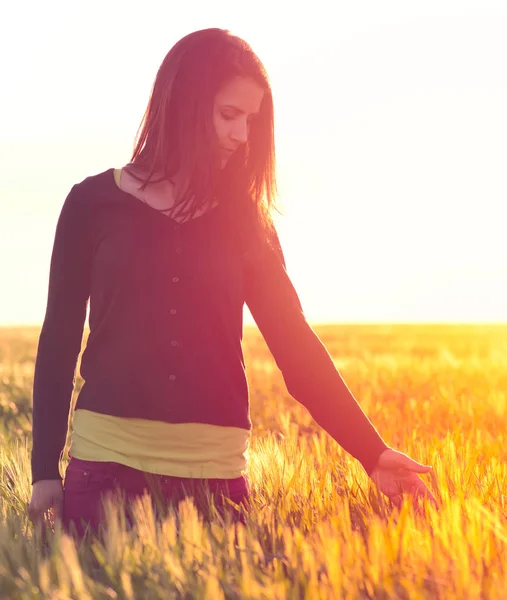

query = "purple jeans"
[62,457,250,540]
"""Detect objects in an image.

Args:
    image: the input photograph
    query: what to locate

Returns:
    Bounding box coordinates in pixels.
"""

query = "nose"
[231,118,249,145]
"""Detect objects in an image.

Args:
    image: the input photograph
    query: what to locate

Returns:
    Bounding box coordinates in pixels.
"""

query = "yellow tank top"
[68,167,250,479]
[69,409,250,478]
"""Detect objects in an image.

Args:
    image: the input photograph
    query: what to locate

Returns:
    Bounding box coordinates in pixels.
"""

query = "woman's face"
[213,76,265,168]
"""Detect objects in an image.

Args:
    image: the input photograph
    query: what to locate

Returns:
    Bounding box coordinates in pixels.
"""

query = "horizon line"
[1,321,506,329]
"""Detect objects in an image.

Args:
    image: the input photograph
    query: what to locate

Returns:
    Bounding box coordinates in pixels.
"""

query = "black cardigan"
[31,168,388,483]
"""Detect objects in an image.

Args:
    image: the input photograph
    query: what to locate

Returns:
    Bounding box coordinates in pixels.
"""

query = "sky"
[0,0,506,326]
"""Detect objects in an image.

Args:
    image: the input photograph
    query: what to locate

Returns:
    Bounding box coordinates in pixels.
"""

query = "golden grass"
[0,323,506,598]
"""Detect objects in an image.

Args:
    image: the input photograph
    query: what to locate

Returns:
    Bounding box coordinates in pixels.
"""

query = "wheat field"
[0,324,506,599]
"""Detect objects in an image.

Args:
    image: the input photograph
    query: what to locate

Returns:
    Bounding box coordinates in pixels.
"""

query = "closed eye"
[220,107,260,123]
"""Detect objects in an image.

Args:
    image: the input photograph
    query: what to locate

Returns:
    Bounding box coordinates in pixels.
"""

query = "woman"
[28,28,439,540]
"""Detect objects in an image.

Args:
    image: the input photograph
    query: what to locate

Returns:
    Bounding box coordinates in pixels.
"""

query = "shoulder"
[55,169,117,230]
[72,167,116,195]
[62,168,118,211]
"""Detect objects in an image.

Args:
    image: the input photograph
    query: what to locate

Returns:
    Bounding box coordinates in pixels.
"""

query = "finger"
[405,461,433,474]
[427,491,440,510]
[28,501,37,522]
[396,453,433,473]
[387,494,403,510]
[393,492,436,518]
[414,503,427,519]
[28,504,43,525]
[53,496,64,520]
[410,480,440,510]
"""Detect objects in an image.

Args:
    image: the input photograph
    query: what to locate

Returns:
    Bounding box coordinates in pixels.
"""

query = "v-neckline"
[110,168,221,227]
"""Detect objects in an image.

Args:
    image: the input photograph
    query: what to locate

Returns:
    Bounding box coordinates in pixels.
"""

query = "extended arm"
[244,225,389,476]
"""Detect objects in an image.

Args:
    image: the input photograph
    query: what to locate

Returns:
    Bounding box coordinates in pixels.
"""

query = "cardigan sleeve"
[31,184,92,484]
[243,225,389,476]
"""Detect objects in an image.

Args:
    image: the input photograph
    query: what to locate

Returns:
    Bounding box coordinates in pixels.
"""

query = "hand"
[28,480,64,527]
[370,448,440,514]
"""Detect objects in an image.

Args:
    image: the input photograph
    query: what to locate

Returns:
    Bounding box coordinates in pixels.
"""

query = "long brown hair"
[126,28,280,245]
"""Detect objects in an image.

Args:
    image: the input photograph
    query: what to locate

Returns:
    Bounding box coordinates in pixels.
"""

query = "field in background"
[0,324,506,598]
